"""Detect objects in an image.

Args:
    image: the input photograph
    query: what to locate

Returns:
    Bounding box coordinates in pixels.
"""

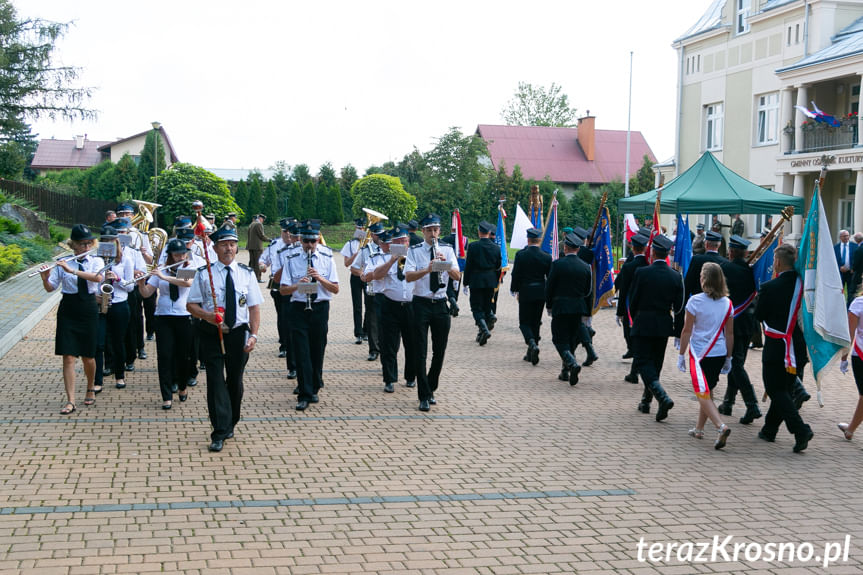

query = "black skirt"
[55,293,98,357]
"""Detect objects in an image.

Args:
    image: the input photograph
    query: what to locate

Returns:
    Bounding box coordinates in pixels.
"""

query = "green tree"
[317,162,337,187]
[148,163,242,227]
[0,141,25,179]
[233,180,249,219]
[138,129,166,196]
[271,160,291,214]
[246,171,264,223]
[79,160,114,200]
[351,174,416,224]
[628,155,656,197]
[330,185,344,224]
[300,181,316,219]
[315,181,329,222]
[287,181,302,219]
[292,164,311,187]
[339,164,358,216]
[262,180,279,221]
[0,1,95,139]
[114,153,138,196]
[501,82,577,127]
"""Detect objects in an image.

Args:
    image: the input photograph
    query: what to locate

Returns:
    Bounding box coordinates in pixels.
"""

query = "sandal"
[60,402,76,415]
[687,428,704,439]
[838,423,854,441]
[714,424,731,450]
[84,389,96,406]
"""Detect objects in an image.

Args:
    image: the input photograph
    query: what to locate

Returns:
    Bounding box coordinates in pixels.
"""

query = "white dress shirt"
[404,240,458,300]
[281,246,339,303]
[48,255,105,294]
[187,259,263,328]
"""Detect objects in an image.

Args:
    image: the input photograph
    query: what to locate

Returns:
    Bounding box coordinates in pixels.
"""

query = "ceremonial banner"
[797,182,850,388]
[591,205,614,313]
[496,203,508,269]
[540,192,559,260]
[451,209,465,258]
[674,213,692,277]
[510,204,532,250]
[624,213,639,244]
[752,235,778,290]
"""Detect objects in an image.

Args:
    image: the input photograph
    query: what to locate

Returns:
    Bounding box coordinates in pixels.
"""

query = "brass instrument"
[746,206,794,265]
[130,199,169,269]
[358,207,388,249]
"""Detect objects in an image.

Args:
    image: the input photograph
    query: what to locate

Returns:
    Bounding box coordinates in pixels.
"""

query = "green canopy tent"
[617,151,804,214]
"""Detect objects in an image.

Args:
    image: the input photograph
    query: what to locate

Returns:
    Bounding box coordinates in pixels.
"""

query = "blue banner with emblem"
[674,214,692,277]
[496,204,508,269]
[591,206,614,314]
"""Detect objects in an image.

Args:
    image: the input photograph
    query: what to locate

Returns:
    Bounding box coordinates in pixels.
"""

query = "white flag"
[510,203,532,250]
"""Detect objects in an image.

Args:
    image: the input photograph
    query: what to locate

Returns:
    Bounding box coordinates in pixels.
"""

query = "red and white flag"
[451,209,465,258]
[624,213,639,244]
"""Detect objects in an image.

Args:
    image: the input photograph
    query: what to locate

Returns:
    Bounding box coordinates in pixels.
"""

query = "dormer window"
[736,0,750,35]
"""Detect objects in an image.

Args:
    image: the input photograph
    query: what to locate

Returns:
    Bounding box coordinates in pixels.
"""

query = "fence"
[0,179,115,228]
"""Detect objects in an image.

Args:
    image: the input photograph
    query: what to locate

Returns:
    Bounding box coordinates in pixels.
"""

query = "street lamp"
[151,121,161,204]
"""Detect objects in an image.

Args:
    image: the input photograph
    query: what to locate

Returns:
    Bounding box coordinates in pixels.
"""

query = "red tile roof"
[31,138,111,170]
[476,124,655,185]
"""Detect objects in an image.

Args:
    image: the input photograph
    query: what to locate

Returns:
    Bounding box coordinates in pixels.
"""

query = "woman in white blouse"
[38,224,104,415]
[138,238,194,409]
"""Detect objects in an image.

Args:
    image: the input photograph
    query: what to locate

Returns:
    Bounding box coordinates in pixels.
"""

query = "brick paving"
[0,251,862,573]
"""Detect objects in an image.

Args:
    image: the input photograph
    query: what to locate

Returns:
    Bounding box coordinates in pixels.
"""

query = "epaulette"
[269,239,279,246]
[197,265,208,272]
[409,243,424,250]
[277,245,291,254]
[438,241,451,247]
[286,252,301,259]
[318,245,333,256]
[238,263,253,272]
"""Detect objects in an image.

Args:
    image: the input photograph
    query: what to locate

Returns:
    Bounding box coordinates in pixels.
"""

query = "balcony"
[786,120,859,154]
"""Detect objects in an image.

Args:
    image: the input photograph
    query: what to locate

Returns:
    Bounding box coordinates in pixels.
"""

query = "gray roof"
[675,0,725,43]
[205,168,277,182]
[777,15,863,73]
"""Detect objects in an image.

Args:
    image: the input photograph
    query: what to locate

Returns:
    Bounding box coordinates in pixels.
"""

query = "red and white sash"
[763,277,803,374]
[732,290,756,318]
[853,336,863,359]
[688,299,734,398]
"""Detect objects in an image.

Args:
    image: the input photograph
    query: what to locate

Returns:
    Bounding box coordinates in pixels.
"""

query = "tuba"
[132,199,169,269]
[358,207,388,249]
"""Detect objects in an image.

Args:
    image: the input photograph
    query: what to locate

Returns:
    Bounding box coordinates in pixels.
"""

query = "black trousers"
[518,299,545,344]
[469,287,494,323]
[363,290,379,354]
[189,317,201,379]
[632,335,668,389]
[270,289,287,353]
[276,295,297,372]
[95,301,130,387]
[381,297,417,385]
[199,322,249,441]
[349,275,365,338]
[723,310,758,407]
[412,297,451,402]
[551,313,583,359]
[289,301,329,402]
[143,292,156,340]
[156,315,193,401]
[125,288,142,363]
[762,361,809,437]
[621,318,632,353]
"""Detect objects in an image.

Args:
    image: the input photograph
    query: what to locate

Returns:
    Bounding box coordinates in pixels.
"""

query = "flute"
[122,260,186,286]
[28,248,99,277]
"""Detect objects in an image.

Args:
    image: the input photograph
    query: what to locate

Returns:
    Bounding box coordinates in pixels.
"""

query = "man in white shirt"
[340,218,367,344]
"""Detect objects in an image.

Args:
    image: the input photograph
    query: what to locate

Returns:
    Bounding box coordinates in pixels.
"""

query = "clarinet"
[431,238,443,291]
[305,248,315,311]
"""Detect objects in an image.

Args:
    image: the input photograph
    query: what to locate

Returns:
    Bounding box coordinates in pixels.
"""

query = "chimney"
[74,135,85,149]
[577,112,595,162]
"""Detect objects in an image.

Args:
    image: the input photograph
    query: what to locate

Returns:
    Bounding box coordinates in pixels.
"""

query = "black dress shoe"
[523,353,530,362]
[367,352,379,361]
[179,393,188,402]
[558,369,570,382]
[278,350,287,358]
[405,380,416,388]
[793,429,814,453]
[296,401,309,411]
[171,383,178,393]
[717,403,732,416]
[103,367,113,376]
[583,354,598,367]
[292,386,299,395]
[739,405,762,425]
[637,402,651,414]
[355,336,363,345]
[146,334,155,341]
[187,378,197,387]
[757,430,776,442]
[162,402,172,410]
[226,431,234,439]
[429,396,436,405]
[287,370,297,379]
[384,382,395,393]
[199,362,206,371]
[310,394,319,403]
[138,350,148,360]
[418,400,430,412]
[125,363,135,372]
[623,373,639,384]
[655,399,674,421]
[569,365,581,386]
[208,440,224,452]
[621,351,634,359]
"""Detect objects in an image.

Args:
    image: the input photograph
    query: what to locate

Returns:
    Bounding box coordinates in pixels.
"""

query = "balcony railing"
[786,123,859,154]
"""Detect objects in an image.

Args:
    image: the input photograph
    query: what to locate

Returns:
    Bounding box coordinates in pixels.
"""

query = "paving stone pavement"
[1,251,863,574]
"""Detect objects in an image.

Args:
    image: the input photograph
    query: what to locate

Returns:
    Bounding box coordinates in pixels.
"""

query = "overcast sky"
[22,0,711,176]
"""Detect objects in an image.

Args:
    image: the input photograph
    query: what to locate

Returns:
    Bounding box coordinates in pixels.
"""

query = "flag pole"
[624,50,633,199]
[588,191,609,246]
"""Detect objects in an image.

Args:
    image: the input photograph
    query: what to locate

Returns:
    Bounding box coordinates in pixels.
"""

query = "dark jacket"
[614,253,648,318]
[684,251,728,298]
[629,260,684,337]
[511,245,552,302]
[463,237,501,289]
[545,253,592,316]
[755,270,808,370]
[720,257,757,311]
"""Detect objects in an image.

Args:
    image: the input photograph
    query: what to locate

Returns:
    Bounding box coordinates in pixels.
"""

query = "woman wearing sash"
[837,289,863,440]
[677,262,733,449]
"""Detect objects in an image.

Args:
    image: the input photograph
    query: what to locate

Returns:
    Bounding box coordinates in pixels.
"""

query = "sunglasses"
[301,238,318,244]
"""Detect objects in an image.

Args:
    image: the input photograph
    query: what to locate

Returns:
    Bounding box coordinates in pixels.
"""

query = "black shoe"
[523,353,530,362]
[558,369,570,382]
[199,362,205,371]
[621,351,634,359]
[296,401,309,411]
[187,378,197,387]
[623,373,638,384]
[138,350,147,360]
[655,399,674,422]
[146,334,154,341]
[355,336,363,345]
[429,396,436,405]
[418,400,430,412]
[717,403,733,416]
[478,331,490,346]
[179,392,188,402]
[278,350,287,358]
[757,430,776,442]
[310,394,319,403]
[749,343,762,349]
[384,382,395,393]
[793,428,814,453]
[103,367,113,376]
[208,440,224,452]
[171,383,178,393]
[405,380,416,388]
[226,431,234,439]
[319,381,324,389]
[528,341,540,366]
[115,380,126,389]
[588,327,595,337]
[583,354,598,367]
[367,352,379,361]
[162,402,172,410]
[287,370,297,379]
[739,405,762,425]
[569,365,581,386]
[637,402,651,414]
[125,363,135,372]
[292,386,299,395]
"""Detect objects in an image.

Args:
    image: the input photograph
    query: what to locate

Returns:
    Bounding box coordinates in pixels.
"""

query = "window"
[757,93,779,144]
[795,23,800,44]
[705,103,724,151]
[840,198,854,232]
[787,26,792,46]
[736,0,750,35]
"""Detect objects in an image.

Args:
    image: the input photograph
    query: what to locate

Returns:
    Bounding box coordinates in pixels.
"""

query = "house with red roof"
[476,115,655,194]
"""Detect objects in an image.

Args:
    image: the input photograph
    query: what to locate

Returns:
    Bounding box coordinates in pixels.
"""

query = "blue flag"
[674,214,692,277]
[540,193,559,260]
[752,236,778,290]
[496,204,508,269]
[591,206,614,313]
[797,182,850,394]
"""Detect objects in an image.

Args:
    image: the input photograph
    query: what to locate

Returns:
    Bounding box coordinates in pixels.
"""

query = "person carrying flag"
[616,232,650,385]
[463,220,501,346]
[511,227,552,365]
[717,235,762,424]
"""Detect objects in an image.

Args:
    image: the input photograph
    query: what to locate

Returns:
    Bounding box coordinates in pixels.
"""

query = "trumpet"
[28,247,99,277]
[121,260,186,286]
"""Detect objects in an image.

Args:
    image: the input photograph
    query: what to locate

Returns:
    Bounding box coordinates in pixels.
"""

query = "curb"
[0,288,61,360]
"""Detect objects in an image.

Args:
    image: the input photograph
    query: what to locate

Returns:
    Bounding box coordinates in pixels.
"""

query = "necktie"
[224,266,236,328]
[169,280,179,302]
[429,245,440,293]
[397,258,405,281]
[77,261,89,300]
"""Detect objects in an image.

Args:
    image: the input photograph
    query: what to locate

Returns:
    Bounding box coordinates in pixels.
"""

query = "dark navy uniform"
[684,247,727,299]
[629,237,684,420]
[545,235,592,385]
[511,237,552,363]
[463,223,502,345]
[615,237,649,381]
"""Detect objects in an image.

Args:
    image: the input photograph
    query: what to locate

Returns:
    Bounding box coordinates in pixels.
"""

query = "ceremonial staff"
[192,200,225,355]
[587,191,609,247]
[746,206,795,266]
